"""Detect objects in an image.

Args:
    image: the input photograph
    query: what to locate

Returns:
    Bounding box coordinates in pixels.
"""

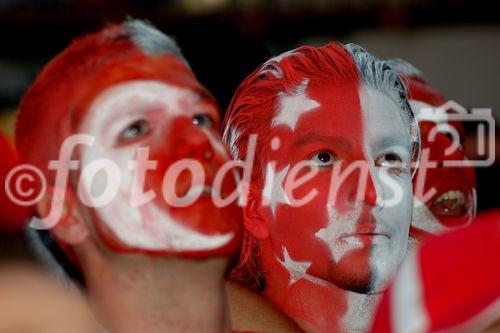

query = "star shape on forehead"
[262,164,291,217]
[278,247,323,287]
[272,79,320,131]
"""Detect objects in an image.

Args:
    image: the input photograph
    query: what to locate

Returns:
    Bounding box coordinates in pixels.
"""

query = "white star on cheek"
[315,205,363,263]
[272,79,320,131]
[262,164,291,217]
[278,247,323,287]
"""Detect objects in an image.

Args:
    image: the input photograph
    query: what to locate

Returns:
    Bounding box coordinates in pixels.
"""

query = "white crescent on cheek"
[80,144,235,252]
[78,80,234,252]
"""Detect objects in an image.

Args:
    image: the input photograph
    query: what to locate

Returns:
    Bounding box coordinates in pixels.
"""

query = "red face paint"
[257,80,413,333]
[225,43,415,333]
[409,78,476,238]
[77,80,242,258]
[260,80,373,287]
[16,23,243,259]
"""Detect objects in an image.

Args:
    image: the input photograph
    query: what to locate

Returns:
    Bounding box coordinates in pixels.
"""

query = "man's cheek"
[272,214,333,275]
[285,171,330,207]
[271,202,328,245]
[388,185,413,234]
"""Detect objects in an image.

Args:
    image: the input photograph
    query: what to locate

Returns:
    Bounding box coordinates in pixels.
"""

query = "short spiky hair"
[223,42,419,289]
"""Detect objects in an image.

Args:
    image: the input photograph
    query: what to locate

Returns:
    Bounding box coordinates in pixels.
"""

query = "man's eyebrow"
[372,135,410,152]
[192,87,216,104]
[293,132,353,149]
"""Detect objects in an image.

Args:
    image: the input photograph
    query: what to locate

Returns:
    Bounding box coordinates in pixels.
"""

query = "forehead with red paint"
[70,54,208,132]
[264,80,364,167]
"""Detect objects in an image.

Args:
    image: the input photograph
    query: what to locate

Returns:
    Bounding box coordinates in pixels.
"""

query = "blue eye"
[118,119,151,143]
[192,114,214,128]
[310,151,335,167]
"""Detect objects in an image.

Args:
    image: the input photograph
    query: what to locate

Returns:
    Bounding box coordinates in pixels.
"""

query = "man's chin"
[327,265,373,294]
[326,257,392,294]
[326,272,387,294]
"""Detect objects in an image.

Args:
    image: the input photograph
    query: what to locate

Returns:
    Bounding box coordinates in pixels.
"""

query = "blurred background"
[0,3,498,328]
[0,0,498,231]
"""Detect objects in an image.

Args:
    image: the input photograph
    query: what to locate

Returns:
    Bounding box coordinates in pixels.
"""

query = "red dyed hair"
[223,43,358,185]
[223,42,361,289]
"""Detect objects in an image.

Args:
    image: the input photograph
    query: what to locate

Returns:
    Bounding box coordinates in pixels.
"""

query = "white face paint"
[360,85,413,291]
[277,246,325,287]
[262,164,291,217]
[315,204,364,263]
[262,81,412,294]
[412,198,442,234]
[78,80,234,252]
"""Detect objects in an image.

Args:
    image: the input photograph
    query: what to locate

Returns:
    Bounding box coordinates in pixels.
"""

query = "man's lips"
[340,224,391,244]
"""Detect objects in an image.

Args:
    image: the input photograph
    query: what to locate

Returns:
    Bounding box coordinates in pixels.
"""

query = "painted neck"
[259,240,379,333]
[78,245,231,333]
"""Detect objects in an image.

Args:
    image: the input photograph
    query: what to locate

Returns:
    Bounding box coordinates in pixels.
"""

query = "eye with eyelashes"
[192,113,215,129]
[376,152,408,174]
[309,150,336,168]
[117,119,152,144]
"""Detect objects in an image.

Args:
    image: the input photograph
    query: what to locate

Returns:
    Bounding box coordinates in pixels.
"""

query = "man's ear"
[37,189,89,246]
[243,184,269,240]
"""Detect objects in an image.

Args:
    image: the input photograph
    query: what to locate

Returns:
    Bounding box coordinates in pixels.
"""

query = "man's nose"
[363,172,378,207]
[339,160,378,208]
[157,116,215,162]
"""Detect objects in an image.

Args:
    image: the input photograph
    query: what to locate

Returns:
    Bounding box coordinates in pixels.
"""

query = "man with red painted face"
[223,43,420,332]
[387,59,477,241]
[16,20,244,333]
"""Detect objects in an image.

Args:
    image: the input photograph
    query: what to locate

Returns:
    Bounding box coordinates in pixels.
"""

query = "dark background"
[0,0,498,214]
